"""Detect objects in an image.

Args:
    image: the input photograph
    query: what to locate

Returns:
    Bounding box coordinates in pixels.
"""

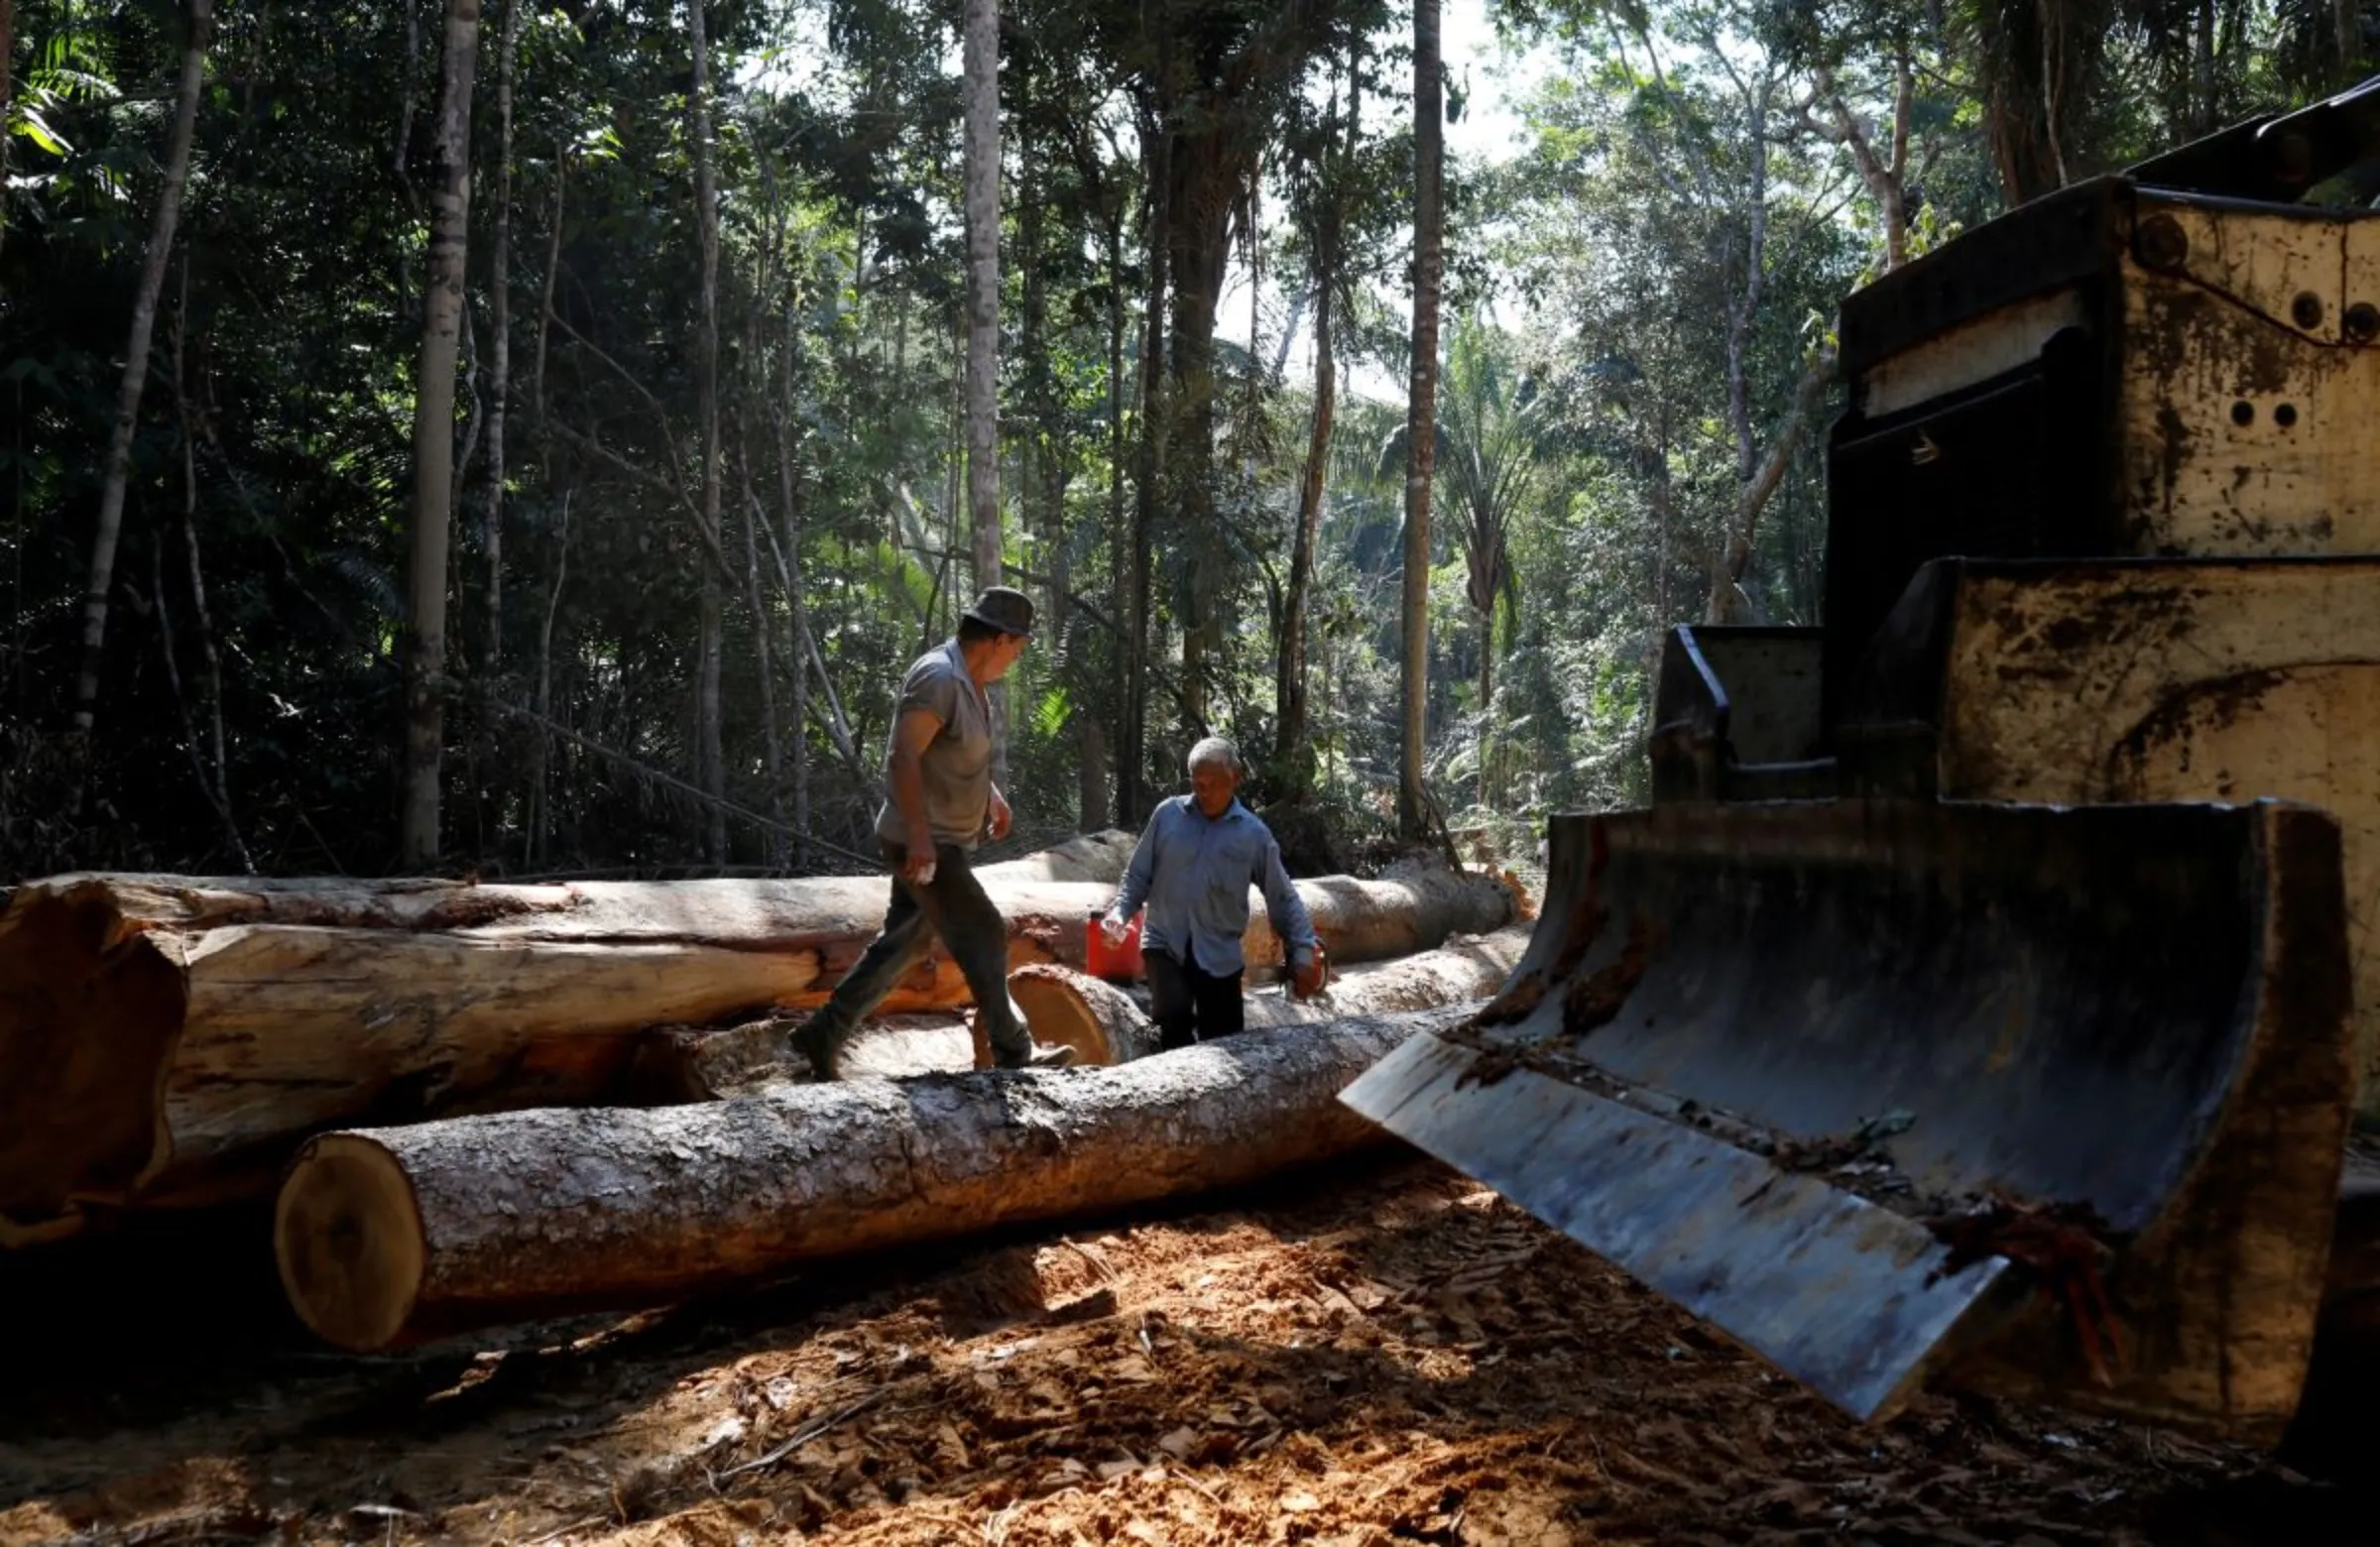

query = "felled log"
[1234,858,1529,972]
[0,856,1517,1239]
[1006,926,1533,1066]
[271,1006,1472,1352]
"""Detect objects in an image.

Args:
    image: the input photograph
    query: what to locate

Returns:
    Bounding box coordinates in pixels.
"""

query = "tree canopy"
[0,0,2368,878]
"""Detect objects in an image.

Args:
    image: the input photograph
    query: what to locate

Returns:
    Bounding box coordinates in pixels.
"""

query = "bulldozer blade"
[1342,798,2355,1444]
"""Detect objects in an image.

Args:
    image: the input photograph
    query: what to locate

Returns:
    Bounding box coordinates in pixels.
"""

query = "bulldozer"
[1342,77,2380,1462]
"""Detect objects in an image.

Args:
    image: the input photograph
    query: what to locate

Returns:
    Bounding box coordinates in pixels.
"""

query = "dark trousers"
[804,840,1031,1063]
[1145,947,1245,1051]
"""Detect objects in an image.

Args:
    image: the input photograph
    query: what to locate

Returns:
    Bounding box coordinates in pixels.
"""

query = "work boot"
[994,1040,1077,1071]
[790,1017,845,1082]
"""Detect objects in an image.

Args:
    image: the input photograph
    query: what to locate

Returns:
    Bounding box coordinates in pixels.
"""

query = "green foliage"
[0,0,2361,878]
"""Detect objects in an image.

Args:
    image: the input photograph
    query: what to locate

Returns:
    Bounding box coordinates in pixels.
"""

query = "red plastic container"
[1084,906,1145,982]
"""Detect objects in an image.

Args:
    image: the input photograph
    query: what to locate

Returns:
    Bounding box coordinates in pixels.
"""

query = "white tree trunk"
[71,0,214,732]
[272,1006,1470,1351]
[400,0,483,865]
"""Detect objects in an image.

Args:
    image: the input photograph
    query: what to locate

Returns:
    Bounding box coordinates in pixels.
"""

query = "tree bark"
[400,0,482,866]
[0,853,1513,1237]
[1008,924,1529,1067]
[71,0,214,734]
[962,0,1007,781]
[271,1005,1470,1351]
[1399,0,1443,839]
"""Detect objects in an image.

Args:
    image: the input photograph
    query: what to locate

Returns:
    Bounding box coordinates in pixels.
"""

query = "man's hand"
[902,821,938,884]
[987,784,1012,841]
[1291,948,1328,999]
[1101,908,1130,948]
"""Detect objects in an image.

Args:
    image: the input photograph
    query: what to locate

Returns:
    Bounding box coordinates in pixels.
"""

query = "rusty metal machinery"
[1345,74,2380,1453]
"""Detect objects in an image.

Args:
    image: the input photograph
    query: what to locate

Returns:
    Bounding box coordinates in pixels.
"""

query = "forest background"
[0,0,2368,882]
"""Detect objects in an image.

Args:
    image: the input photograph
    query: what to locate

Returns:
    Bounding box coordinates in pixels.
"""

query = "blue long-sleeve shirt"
[1111,795,1318,977]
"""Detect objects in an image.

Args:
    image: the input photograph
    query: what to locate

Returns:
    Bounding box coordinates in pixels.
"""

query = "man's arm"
[1256,837,1322,990]
[887,707,943,880]
[1107,809,1161,930]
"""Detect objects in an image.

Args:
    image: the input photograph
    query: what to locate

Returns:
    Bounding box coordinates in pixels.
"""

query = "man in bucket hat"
[793,586,1077,1078]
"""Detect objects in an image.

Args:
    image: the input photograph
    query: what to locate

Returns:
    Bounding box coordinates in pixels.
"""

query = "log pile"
[0,838,1524,1241]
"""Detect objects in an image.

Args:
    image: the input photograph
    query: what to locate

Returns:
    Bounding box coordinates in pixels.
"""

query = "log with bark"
[1004,925,1532,1067]
[272,1005,1473,1352]
[0,855,1519,1238]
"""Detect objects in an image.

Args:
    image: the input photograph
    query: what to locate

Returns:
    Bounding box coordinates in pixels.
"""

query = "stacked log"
[0,853,1523,1239]
[272,1005,1474,1352]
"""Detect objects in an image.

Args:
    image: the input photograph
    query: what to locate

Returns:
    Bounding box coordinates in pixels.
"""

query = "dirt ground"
[0,1154,2364,1547]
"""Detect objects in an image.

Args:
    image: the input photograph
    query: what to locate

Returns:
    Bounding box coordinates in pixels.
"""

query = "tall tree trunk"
[1101,197,1128,831]
[1165,149,1235,736]
[71,0,214,735]
[1277,46,1358,798]
[480,0,519,823]
[963,0,1007,782]
[2340,0,2361,84]
[1277,276,1331,789]
[1122,110,1170,827]
[1398,0,1443,840]
[399,0,481,867]
[688,0,727,865]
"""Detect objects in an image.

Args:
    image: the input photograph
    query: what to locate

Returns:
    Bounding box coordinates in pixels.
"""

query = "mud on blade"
[1342,799,2355,1444]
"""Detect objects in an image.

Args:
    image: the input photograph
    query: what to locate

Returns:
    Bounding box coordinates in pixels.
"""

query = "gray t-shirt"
[874,640,992,851]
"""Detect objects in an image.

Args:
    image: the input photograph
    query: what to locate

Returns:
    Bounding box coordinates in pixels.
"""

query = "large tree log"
[1005,925,1532,1066]
[1,858,1518,1238]
[272,1006,1471,1352]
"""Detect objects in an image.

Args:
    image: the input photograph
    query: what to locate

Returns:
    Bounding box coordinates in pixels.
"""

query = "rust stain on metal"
[1560,914,1653,1039]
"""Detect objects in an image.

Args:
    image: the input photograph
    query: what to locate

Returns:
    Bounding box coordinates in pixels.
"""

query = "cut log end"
[1009,965,1144,1065]
[275,1134,426,1353]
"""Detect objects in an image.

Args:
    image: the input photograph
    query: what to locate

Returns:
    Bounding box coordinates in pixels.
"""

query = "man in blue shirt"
[1102,738,1325,1050]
